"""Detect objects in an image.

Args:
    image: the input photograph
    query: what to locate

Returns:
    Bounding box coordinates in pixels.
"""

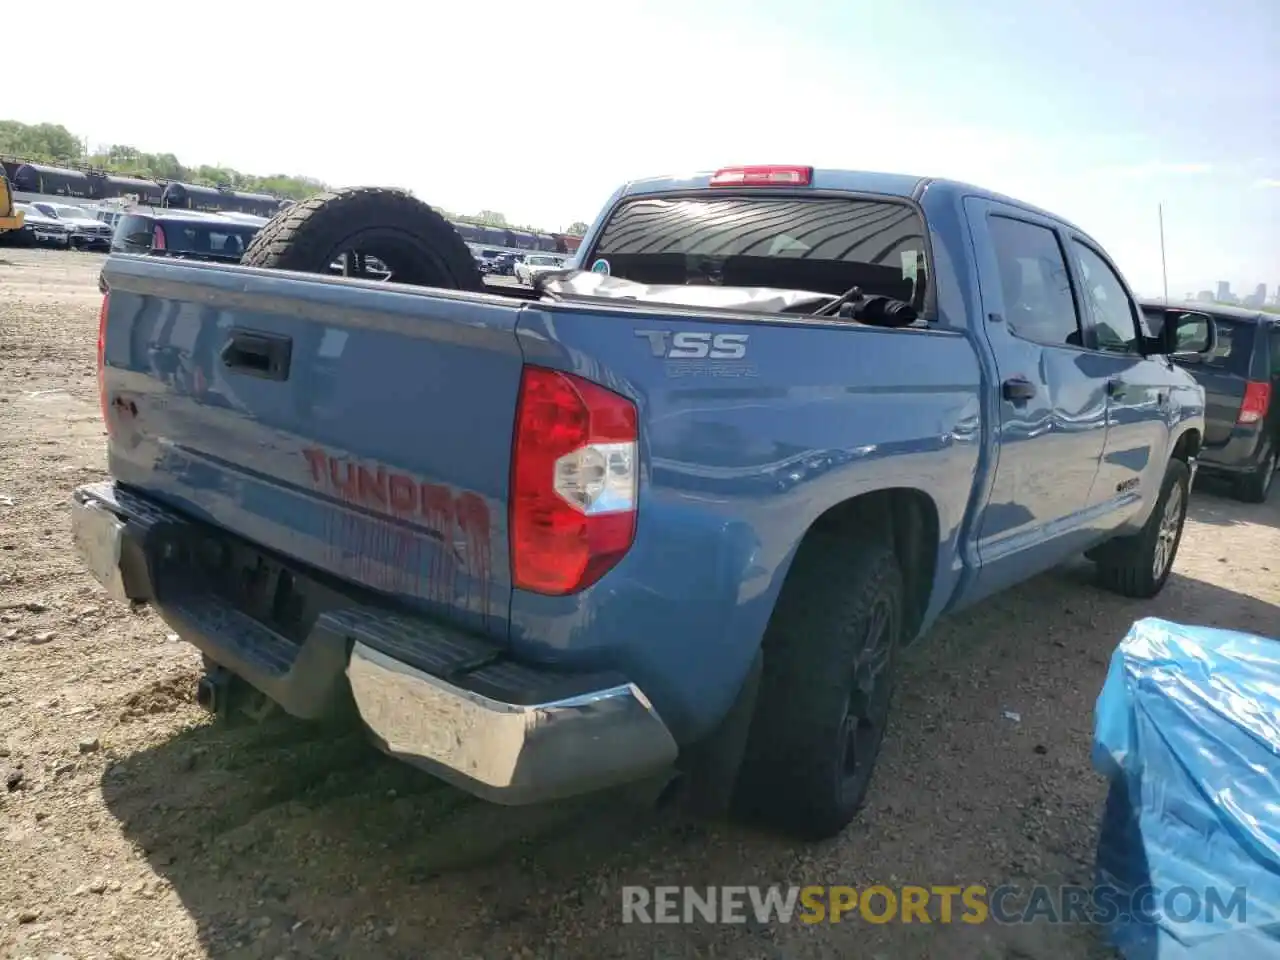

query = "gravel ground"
[1,246,1277,960]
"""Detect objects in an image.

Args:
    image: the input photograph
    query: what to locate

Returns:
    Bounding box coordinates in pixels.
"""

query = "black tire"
[1235,444,1276,504]
[240,187,484,292]
[1094,459,1190,598]
[733,535,904,840]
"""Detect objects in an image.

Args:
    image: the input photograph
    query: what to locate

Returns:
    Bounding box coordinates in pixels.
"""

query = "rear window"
[160,222,257,257]
[588,196,928,304]
[112,214,258,257]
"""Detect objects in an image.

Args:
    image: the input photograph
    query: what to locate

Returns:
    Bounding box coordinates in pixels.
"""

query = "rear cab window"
[585,194,929,313]
[112,214,258,257]
[159,222,256,257]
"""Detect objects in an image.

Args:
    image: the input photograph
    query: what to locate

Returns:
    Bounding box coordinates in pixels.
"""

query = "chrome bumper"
[71,493,132,602]
[347,642,678,804]
[71,481,679,805]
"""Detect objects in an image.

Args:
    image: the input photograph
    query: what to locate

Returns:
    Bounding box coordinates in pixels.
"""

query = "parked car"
[74,169,1213,842]
[1140,300,1280,502]
[513,252,567,284]
[30,202,114,250]
[489,252,524,276]
[473,247,505,273]
[5,203,73,248]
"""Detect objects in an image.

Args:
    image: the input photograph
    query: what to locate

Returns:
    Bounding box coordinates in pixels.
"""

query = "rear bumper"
[70,481,678,804]
[1198,428,1268,475]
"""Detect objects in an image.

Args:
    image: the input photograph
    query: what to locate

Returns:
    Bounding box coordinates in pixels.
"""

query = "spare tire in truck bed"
[240,186,484,292]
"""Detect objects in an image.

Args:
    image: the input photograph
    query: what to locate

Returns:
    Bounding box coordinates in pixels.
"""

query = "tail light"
[97,292,113,435]
[510,366,638,595]
[152,225,166,250]
[1238,381,1272,425]
[709,165,813,187]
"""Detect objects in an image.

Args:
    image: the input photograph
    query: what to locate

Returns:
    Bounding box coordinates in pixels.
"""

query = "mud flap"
[673,649,763,817]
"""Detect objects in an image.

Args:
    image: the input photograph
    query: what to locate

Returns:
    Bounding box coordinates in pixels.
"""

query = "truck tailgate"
[99,255,523,637]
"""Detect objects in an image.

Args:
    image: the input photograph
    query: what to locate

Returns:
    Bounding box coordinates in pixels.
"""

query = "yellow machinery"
[0,168,23,233]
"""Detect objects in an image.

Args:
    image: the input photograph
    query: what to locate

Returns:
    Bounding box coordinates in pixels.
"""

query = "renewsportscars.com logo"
[621,884,1250,926]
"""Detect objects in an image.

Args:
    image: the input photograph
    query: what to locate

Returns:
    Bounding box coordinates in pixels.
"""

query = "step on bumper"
[70,481,678,804]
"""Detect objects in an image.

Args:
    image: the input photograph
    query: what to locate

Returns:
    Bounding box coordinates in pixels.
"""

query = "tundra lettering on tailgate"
[300,446,492,611]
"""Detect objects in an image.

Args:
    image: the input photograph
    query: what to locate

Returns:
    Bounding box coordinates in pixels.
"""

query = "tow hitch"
[196,664,277,723]
[195,665,235,716]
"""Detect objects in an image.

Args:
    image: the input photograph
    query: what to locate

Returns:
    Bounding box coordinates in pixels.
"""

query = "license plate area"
[153,526,348,645]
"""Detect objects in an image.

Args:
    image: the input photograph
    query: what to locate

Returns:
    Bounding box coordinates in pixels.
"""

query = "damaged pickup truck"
[74,168,1215,839]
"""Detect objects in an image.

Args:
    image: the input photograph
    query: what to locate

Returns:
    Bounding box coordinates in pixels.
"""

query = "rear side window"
[1270,327,1280,378]
[1196,318,1255,375]
[590,196,928,304]
[112,214,155,252]
[987,216,1082,347]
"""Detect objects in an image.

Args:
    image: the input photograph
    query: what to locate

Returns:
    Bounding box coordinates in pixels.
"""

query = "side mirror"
[1162,310,1217,359]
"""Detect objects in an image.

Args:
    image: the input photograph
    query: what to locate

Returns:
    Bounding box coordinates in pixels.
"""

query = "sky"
[9,0,1277,298]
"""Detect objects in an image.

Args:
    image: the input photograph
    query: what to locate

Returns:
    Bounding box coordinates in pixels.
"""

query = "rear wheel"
[1093,459,1190,598]
[1236,444,1276,503]
[733,535,903,840]
[240,187,484,292]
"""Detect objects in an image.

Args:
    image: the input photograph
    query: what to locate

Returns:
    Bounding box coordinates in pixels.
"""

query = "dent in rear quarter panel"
[100,257,524,638]
[510,304,983,743]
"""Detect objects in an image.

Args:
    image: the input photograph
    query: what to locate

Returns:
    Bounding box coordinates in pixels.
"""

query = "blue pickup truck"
[73,167,1214,839]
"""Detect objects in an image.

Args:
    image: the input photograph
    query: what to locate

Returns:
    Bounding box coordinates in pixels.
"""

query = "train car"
[450,221,483,243]
[220,189,287,217]
[532,232,557,253]
[12,163,95,200]
[1,159,20,182]
[101,174,163,205]
[506,229,537,250]
[478,224,507,246]
[161,181,226,213]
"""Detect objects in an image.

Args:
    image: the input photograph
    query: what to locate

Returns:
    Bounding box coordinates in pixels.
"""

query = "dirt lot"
[1,246,1277,960]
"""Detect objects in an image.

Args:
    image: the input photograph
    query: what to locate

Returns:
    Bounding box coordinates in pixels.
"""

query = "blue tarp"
[1093,617,1280,960]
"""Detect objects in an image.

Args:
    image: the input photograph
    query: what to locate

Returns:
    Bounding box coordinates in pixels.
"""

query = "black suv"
[1141,300,1280,502]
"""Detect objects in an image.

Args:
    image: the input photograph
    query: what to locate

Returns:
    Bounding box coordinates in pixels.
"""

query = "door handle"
[1106,378,1126,399]
[1002,377,1037,403]
[221,329,292,381]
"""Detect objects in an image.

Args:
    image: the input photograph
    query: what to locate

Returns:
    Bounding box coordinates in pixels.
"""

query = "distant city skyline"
[1175,280,1279,309]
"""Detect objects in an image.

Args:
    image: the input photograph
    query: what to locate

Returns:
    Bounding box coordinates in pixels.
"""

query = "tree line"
[0,120,324,201]
[0,120,589,235]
